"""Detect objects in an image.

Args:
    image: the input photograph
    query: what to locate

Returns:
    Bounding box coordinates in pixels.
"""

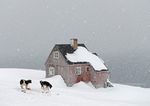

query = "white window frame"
[75,67,81,75]
[53,51,59,59]
[48,67,55,76]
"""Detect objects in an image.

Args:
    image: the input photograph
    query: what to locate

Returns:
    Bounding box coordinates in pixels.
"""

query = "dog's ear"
[20,79,24,81]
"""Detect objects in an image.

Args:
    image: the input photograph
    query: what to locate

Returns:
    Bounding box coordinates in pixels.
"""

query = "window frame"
[53,51,59,59]
[48,66,55,76]
[75,67,81,75]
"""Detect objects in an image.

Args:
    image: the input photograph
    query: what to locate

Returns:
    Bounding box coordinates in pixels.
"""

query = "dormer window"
[53,51,59,59]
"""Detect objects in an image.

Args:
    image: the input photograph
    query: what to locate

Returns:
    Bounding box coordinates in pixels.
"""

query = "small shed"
[45,39,110,88]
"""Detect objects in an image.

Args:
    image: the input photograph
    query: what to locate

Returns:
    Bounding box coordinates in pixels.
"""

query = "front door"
[76,67,91,83]
[82,67,90,82]
[76,75,82,83]
[75,67,82,83]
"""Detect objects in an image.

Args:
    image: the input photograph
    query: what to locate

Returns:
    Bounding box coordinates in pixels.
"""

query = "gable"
[55,44,87,64]
[45,44,87,65]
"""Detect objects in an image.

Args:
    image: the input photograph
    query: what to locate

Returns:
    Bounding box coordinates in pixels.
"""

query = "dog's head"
[40,80,42,84]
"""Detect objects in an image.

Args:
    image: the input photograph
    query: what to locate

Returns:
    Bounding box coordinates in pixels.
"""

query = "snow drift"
[0,68,150,106]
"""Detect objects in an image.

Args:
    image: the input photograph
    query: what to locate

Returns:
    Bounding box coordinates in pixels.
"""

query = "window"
[87,67,89,71]
[48,67,55,76]
[53,51,59,59]
[75,67,81,75]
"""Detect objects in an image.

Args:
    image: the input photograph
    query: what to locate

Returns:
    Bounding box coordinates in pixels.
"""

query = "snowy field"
[0,68,150,106]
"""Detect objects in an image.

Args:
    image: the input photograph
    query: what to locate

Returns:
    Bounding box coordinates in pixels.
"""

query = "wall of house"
[45,47,69,78]
[90,70,109,88]
[67,64,91,86]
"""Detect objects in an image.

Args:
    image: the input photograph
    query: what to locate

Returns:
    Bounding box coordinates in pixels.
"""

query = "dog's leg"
[41,86,44,93]
[43,85,46,93]
[20,85,23,89]
[26,84,31,90]
[43,85,48,93]
[20,80,27,93]
[26,84,28,90]
[45,87,49,93]
[21,84,26,93]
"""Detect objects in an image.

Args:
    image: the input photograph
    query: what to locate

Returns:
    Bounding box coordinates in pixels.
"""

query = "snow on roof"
[66,46,107,71]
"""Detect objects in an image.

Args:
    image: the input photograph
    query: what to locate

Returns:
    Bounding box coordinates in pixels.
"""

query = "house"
[45,39,110,88]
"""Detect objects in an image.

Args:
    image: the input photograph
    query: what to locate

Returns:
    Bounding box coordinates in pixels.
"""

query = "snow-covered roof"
[66,46,107,71]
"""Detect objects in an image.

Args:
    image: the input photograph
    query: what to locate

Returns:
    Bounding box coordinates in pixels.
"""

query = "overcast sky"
[0,0,150,70]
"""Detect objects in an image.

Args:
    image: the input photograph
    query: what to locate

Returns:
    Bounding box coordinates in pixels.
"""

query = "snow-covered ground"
[0,68,150,106]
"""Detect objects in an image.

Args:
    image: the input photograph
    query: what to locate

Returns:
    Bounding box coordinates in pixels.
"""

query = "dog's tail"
[49,84,52,89]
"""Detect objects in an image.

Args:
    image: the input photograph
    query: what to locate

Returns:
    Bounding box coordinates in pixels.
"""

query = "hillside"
[0,68,150,106]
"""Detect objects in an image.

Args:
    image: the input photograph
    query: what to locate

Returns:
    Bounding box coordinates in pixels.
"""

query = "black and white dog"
[20,79,32,93]
[40,81,52,93]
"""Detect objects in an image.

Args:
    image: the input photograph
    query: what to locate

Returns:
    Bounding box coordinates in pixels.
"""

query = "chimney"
[71,38,78,49]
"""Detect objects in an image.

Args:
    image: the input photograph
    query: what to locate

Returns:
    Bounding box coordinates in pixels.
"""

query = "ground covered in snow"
[0,68,150,106]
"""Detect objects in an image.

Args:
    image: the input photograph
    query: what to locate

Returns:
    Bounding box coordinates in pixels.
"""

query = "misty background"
[0,0,150,87]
